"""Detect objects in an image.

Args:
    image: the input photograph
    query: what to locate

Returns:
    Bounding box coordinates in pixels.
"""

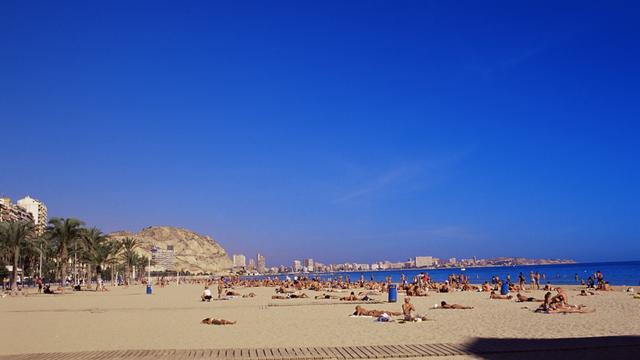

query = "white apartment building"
[232,254,246,268]
[17,196,48,235]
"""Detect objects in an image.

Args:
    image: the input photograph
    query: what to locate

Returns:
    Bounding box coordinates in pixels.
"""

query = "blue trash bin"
[146,284,152,295]
[500,281,509,296]
[388,284,397,302]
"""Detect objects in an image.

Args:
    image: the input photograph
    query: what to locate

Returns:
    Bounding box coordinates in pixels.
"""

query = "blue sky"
[1,1,639,266]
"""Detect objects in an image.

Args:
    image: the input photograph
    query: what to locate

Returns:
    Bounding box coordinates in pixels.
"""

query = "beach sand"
[1,284,639,355]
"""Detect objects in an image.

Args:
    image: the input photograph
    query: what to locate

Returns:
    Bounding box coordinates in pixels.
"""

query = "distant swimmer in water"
[490,291,512,300]
[439,301,473,309]
[201,318,236,325]
[516,292,543,302]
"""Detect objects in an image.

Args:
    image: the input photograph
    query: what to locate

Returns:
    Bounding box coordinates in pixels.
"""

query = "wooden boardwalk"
[1,336,638,360]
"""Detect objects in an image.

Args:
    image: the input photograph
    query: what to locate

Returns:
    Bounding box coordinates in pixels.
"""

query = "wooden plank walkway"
[1,336,638,360]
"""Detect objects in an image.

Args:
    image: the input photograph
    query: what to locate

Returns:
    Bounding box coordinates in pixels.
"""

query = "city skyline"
[2,1,640,266]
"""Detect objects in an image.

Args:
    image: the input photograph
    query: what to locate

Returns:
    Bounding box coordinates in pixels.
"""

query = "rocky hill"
[108,226,232,274]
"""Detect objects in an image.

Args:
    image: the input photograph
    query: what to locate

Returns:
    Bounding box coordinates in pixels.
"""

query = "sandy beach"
[1,284,639,356]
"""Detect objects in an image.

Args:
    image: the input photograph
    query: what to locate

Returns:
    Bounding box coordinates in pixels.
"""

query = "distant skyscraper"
[292,260,302,272]
[232,254,246,268]
[415,256,435,267]
[248,258,256,271]
[17,196,48,235]
[257,253,266,273]
[304,258,314,271]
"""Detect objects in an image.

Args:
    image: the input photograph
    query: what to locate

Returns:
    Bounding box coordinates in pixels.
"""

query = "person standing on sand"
[217,277,225,299]
[529,271,535,290]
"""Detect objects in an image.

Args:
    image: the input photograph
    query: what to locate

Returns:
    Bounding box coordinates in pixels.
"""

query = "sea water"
[248,261,640,286]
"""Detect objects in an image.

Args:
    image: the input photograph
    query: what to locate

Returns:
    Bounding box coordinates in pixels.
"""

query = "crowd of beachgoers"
[188,269,639,325]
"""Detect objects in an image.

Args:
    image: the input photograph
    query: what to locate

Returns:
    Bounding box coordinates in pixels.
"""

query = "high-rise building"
[232,254,246,269]
[303,258,314,271]
[415,256,436,267]
[248,258,256,272]
[0,197,34,224]
[257,253,266,273]
[292,260,302,272]
[17,196,48,235]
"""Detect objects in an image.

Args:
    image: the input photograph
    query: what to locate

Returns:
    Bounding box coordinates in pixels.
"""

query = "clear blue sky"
[1,1,639,266]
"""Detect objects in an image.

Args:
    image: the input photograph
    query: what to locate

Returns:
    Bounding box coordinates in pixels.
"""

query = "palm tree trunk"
[60,246,69,290]
[11,246,19,295]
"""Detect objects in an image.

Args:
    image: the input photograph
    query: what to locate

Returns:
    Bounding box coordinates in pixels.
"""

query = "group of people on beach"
[195,270,604,325]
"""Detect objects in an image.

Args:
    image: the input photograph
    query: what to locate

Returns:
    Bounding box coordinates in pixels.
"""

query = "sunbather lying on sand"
[490,291,512,300]
[516,292,543,302]
[340,291,373,301]
[578,290,597,296]
[226,290,241,296]
[289,293,308,299]
[201,318,236,325]
[242,292,256,298]
[341,292,359,301]
[272,293,308,299]
[439,301,473,309]
[353,305,401,317]
[315,294,340,300]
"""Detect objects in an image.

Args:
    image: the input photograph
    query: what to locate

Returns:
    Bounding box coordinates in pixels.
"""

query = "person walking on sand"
[217,277,225,299]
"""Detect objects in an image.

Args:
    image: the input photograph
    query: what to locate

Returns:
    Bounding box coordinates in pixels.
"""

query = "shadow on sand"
[464,335,640,359]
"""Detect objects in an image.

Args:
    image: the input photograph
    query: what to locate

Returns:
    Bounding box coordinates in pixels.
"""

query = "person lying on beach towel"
[578,290,597,296]
[340,291,374,301]
[201,318,236,325]
[226,290,241,296]
[289,292,309,299]
[352,305,401,317]
[315,294,341,300]
[490,291,512,300]
[272,293,308,299]
[438,301,473,309]
[242,292,256,298]
[516,293,543,302]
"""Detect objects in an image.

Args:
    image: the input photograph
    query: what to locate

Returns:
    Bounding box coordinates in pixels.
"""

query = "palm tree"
[80,227,108,288]
[119,237,139,285]
[106,240,122,286]
[0,221,36,294]
[47,218,85,288]
[134,254,150,283]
